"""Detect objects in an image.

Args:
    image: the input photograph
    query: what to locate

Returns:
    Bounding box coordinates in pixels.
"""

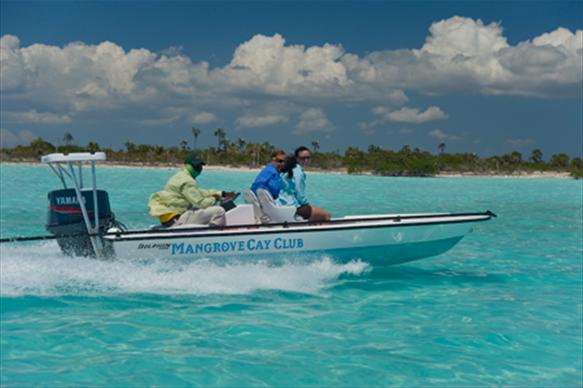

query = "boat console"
[225,204,256,226]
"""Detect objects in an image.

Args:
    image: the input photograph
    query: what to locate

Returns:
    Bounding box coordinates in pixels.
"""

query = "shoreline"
[0,160,573,179]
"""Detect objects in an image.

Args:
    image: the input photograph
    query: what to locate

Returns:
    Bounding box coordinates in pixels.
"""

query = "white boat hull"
[105,214,490,265]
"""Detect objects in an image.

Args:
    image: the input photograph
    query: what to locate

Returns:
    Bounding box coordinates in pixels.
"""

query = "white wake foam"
[0,242,370,296]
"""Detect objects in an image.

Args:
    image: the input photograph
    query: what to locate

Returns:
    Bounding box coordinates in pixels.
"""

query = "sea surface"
[1,164,581,386]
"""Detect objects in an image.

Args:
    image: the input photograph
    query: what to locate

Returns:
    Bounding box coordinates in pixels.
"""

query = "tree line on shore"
[1,129,582,179]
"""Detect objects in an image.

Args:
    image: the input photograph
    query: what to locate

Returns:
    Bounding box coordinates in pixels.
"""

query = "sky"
[1,1,582,158]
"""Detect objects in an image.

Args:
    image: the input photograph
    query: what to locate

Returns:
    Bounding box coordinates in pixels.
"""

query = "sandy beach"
[0,160,574,179]
[436,171,573,179]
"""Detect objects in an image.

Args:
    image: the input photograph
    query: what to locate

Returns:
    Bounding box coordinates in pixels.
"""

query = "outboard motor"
[46,188,114,257]
[40,152,117,259]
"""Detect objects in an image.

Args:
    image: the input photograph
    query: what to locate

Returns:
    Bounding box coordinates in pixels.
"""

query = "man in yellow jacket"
[148,153,232,227]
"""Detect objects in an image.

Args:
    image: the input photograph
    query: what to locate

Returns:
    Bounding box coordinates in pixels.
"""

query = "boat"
[0,152,495,266]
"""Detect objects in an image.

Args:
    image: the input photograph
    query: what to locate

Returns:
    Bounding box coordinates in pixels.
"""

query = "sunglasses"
[298,156,311,161]
[275,158,286,164]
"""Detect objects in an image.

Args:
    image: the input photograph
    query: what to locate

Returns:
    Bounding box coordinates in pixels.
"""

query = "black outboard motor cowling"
[46,188,113,257]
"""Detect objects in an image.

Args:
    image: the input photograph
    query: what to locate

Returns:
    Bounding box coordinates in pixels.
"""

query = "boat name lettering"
[137,243,171,250]
[170,237,304,255]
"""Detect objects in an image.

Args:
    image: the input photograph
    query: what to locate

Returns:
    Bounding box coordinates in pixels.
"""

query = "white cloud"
[358,120,381,135]
[362,105,447,132]
[504,138,535,149]
[533,27,582,51]
[428,129,461,141]
[236,114,289,128]
[295,108,334,133]
[138,107,187,126]
[191,112,217,125]
[217,34,352,97]
[420,16,509,58]
[0,128,18,148]
[385,106,448,124]
[0,17,581,134]
[355,18,582,97]
[4,110,72,124]
[372,106,388,116]
[358,119,383,133]
[139,115,181,126]
[0,128,37,148]
[429,129,447,141]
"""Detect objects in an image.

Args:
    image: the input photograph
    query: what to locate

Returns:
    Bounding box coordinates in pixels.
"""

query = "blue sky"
[1,1,582,158]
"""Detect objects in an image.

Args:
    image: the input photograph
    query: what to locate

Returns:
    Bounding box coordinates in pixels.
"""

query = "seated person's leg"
[197,206,226,226]
[308,206,331,222]
[296,204,312,220]
[174,207,226,226]
[174,209,198,226]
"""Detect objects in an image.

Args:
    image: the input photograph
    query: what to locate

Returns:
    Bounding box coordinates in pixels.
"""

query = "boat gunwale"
[106,213,494,242]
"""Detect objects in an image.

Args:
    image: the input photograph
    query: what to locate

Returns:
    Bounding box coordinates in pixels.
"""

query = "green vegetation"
[1,131,581,179]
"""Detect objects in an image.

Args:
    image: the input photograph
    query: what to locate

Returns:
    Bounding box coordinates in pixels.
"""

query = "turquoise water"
[1,164,582,386]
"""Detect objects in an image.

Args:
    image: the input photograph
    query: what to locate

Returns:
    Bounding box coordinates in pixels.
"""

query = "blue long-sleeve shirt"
[277,165,308,207]
[251,163,282,199]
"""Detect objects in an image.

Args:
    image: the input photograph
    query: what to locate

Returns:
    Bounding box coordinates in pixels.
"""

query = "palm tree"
[237,138,246,154]
[219,137,230,155]
[529,148,543,164]
[438,142,446,154]
[245,143,259,167]
[368,144,381,153]
[509,151,522,164]
[124,141,136,162]
[213,128,226,151]
[191,127,201,150]
[153,145,165,157]
[63,132,73,146]
[30,138,56,157]
[571,157,583,169]
[86,142,100,153]
[251,143,262,167]
[124,141,136,153]
[550,153,569,169]
[179,139,189,151]
[261,141,274,159]
[311,140,320,153]
[486,155,501,172]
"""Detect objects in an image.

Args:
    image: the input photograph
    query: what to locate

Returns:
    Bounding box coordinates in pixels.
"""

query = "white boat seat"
[243,188,270,224]
[255,188,298,223]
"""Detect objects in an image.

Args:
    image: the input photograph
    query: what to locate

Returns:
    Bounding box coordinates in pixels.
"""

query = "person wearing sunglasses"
[278,146,331,222]
[148,152,236,227]
[250,149,286,200]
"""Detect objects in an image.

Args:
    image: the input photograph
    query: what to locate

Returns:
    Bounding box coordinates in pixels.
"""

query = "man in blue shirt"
[251,149,286,199]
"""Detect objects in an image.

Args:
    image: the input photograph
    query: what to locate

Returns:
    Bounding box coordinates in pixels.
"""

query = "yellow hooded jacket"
[148,169,221,221]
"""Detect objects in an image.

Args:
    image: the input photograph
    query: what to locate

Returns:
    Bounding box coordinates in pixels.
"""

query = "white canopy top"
[41,152,107,163]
